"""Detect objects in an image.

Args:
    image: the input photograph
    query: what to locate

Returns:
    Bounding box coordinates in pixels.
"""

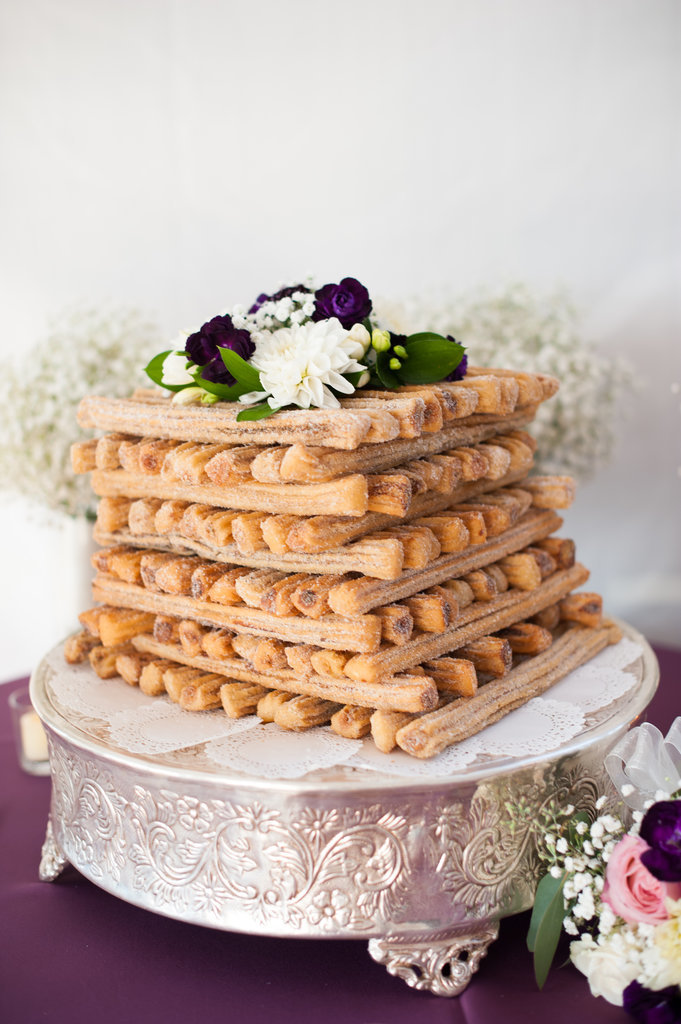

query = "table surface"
[1,645,679,1024]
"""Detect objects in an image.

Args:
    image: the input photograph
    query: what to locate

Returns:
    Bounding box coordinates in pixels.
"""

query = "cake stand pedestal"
[30,621,657,997]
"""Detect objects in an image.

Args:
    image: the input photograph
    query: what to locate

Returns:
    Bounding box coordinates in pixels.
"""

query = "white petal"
[324,370,355,394]
[237,390,269,405]
[305,376,325,407]
[319,385,340,409]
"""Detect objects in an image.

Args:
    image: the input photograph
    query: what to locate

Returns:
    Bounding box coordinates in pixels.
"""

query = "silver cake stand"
[31,621,658,997]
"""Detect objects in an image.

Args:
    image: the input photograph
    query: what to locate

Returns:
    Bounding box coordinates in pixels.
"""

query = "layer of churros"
[76,369,558,450]
[66,602,620,750]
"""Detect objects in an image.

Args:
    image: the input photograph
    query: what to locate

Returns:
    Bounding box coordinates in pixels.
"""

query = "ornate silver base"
[31,623,658,997]
[368,924,499,996]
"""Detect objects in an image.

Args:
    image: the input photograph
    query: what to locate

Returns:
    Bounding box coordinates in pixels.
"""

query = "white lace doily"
[43,638,644,780]
[548,636,643,711]
[205,725,362,779]
[109,703,255,756]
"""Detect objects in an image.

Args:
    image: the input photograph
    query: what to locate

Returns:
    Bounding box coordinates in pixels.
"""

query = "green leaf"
[236,402,279,422]
[193,374,260,401]
[375,350,401,389]
[144,351,189,392]
[344,370,366,387]
[404,332,448,346]
[399,334,465,385]
[219,349,262,390]
[527,871,567,989]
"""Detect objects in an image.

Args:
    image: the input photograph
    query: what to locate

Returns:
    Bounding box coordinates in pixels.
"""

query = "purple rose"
[640,801,681,882]
[185,315,254,386]
[248,284,308,315]
[623,980,681,1023]
[313,277,372,329]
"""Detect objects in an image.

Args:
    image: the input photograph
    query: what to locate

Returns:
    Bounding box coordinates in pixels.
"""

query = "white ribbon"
[605,717,681,810]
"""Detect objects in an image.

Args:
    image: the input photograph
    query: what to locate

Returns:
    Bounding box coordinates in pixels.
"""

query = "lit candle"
[19,710,49,764]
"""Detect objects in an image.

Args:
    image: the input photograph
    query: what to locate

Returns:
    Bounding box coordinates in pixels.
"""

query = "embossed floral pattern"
[46,737,612,950]
[307,889,352,929]
[177,796,214,834]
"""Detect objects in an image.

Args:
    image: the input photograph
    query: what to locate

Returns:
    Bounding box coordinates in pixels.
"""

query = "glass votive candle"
[8,687,50,775]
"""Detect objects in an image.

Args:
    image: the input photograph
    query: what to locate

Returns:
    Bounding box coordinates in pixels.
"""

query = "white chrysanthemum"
[238,318,368,410]
[570,934,639,1006]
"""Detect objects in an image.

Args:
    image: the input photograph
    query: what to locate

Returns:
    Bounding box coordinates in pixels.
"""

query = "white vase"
[0,504,97,681]
[52,514,97,639]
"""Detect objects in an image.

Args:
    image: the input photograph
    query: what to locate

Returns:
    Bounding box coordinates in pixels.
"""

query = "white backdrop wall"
[1,0,679,680]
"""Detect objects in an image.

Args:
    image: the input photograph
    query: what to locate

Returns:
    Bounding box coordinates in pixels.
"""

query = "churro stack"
[66,367,620,758]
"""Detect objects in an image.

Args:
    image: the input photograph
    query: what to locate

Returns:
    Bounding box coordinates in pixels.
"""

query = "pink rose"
[602,834,681,925]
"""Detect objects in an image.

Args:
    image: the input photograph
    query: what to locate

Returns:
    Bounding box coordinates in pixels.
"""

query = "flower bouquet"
[144,276,467,419]
[528,719,681,1021]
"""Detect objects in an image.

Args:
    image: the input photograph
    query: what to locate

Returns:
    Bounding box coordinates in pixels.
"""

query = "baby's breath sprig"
[0,306,162,518]
[527,796,627,987]
[374,283,634,481]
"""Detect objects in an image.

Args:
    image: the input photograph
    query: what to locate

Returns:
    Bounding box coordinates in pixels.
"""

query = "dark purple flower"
[248,284,308,315]
[443,337,467,381]
[640,801,681,882]
[185,314,254,386]
[623,980,681,1023]
[313,277,372,329]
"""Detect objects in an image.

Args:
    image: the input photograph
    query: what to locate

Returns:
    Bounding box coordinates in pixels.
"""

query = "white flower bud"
[171,386,204,405]
[347,323,371,357]
[161,351,194,386]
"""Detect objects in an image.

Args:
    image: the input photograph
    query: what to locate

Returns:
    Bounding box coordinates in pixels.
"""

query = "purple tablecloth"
[1,646,679,1024]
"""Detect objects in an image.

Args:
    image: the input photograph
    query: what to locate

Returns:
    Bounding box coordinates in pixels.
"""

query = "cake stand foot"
[367,922,499,997]
[39,817,69,882]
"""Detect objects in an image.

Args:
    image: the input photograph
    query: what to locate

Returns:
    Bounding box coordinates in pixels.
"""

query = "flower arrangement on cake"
[528,718,681,1022]
[144,276,467,418]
